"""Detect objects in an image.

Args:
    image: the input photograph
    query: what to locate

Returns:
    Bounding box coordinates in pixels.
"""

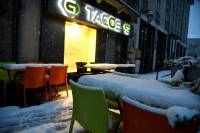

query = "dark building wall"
[105,32,116,63]
[17,0,41,63]
[0,0,15,61]
[40,15,65,63]
[95,30,106,63]
[96,29,128,63]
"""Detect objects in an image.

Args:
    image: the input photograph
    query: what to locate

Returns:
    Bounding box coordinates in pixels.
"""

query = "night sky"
[188,0,200,38]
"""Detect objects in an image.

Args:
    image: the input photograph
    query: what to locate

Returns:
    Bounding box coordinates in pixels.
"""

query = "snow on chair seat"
[122,96,200,133]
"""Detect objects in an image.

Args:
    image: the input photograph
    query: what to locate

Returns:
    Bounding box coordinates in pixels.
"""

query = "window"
[155,12,160,25]
[156,0,160,11]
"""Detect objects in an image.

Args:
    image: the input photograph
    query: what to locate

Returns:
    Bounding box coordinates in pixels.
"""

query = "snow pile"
[165,106,199,127]
[171,69,185,86]
[78,73,200,109]
[0,98,72,133]
[123,96,199,128]
[164,56,200,86]
[171,56,199,66]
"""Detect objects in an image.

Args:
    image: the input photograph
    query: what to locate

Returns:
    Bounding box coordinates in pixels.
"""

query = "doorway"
[64,22,97,72]
[139,20,155,73]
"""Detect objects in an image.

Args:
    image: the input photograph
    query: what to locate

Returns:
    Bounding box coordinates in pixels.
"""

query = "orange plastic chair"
[122,97,199,133]
[47,66,68,97]
[20,67,48,106]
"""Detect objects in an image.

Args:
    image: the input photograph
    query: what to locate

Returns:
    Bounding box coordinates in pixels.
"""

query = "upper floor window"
[156,0,160,11]
[155,12,160,25]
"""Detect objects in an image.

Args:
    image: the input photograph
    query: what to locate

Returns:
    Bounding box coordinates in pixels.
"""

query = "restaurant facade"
[0,0,135,73]
[1,0,192,74]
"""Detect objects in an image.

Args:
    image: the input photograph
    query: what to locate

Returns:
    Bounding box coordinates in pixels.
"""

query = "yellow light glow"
[64,22,97,72]
[71,23,81,36]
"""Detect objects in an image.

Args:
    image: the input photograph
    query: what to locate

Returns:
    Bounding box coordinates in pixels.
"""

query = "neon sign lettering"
[85,5,121,33]
[58,0,131,36]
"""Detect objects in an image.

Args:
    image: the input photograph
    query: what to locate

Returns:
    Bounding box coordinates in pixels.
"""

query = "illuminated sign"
[58,0,131,36]
[85,5,121,33]
[58,0,80,18]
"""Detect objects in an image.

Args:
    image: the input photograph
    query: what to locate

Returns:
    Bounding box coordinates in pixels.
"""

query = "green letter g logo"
[63,0,80,18]
[66,1,79,15]
[58,0,80,18]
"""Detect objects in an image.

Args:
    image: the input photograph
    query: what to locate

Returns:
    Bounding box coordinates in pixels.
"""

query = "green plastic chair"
[69,80,121,133]
[0,62,15,103]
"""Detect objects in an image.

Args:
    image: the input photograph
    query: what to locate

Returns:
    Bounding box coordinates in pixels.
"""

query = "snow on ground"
[0,91,86,133]
[0,70,199,133]
[138,70,171,81]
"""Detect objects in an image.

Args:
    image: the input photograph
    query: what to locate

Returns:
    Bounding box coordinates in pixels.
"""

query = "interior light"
[82,25,88,29]
[71,22,81,36]
[64,21,96,72]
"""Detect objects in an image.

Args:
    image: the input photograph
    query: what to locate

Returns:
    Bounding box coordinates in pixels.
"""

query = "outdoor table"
[1,63,65,105]
[78,73,200,110]
[1,63,64,83]
[84,63,117,70]
[84,63,135,73]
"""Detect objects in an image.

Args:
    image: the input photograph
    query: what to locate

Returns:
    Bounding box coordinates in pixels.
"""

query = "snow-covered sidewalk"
[0,91,86,133]
[0,70,199,133]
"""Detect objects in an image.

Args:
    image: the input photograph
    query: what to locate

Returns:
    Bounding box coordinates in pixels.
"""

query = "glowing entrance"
[64,22,96,72]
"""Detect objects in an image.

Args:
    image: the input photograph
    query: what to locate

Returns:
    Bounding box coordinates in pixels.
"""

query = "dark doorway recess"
[96,29,128,64]
[139,20,155,73]
[156,31,167,71]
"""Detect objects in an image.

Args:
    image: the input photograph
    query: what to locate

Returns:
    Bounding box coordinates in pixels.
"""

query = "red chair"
[122,97,199,133]
[20,67,48,106]
[47,66,68,97]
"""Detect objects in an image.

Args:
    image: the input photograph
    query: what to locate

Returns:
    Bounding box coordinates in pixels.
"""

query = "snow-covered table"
[78,73,200,110]
[84,63,117,70]
[84,63,135,70]
[84,63,136,74]
[1,63,65,83]
[2,63,64,71]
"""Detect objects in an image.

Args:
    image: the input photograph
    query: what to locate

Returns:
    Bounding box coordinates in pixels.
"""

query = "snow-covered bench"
[123,96,200,133]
